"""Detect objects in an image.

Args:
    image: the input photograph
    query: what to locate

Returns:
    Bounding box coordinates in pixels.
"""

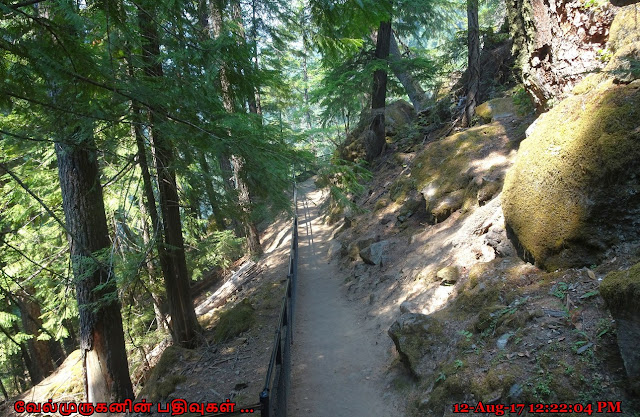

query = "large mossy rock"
[411,120,519,224]
[502,7,640,271]
[600,263,640,394]
[388,313,444,378]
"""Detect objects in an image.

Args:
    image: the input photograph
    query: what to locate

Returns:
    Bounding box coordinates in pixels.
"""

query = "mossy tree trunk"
[56,132,134,403]
[389,31,428,113]
[208,0,262,256]
[505,0,614,109]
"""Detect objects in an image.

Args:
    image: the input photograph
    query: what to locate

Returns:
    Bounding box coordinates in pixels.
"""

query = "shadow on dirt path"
[288,180,400,417]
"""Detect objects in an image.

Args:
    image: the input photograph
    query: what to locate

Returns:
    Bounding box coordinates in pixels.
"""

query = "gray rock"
[400,301,419,314]
[496,333,512,350]
[508,383,523,400]
[436,266,459,285]
[600,264,640,394]
[327,240,342,260]
[388,313,443,377]
[346,237,375,261]
[360,240,389,266]
[354,263,368,278]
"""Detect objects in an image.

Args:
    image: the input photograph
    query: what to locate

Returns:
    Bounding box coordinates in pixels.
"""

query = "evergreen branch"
[5,0,46,9]
[0,274,59,342]
[0,129,134,163]
[0,129,56,144]
[5,4,79,74]
[0,162,110,273]
[3,241,67,281]
[55,67,225,143]
[0,323,22,348]
[2,90,127,124]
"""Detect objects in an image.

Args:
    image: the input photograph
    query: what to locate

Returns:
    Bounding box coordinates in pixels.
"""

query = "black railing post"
[260,180,298,417]
[260,390,270,417]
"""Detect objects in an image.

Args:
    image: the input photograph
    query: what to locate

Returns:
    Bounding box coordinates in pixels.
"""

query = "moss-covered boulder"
[600,263,640,394]
[475,97,517,123]
[388,313,444,378]
[502,9,640,270]
[412,121,518,223]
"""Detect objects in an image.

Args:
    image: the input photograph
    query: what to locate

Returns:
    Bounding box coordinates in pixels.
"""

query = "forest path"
[288,181,399,417]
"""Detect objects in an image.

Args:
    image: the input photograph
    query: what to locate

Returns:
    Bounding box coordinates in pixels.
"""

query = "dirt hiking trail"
[288,181,401,417]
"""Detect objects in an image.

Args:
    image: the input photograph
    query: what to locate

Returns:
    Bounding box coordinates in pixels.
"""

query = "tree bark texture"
[55,137,133,403]
[367,19,392,161]
[506,0,614,109]
[0,377,8,401]
[463,0,480,127]
[198,154,226,230]
[18,294,55,380]
[232,155,263,256]
[138,4,201,348]
[389,31,428,113]
[208,0,262,255]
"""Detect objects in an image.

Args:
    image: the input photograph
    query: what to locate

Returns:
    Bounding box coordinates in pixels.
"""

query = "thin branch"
[0,162,109,272]
[0,324,22,349]
[3,241,66,280]
[3,90,126,124]
[6,0,47,9]
[103,158,135,188]
[0,129,56,144]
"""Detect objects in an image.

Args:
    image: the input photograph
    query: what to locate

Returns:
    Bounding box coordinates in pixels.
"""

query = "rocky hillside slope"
[327,4,640,415]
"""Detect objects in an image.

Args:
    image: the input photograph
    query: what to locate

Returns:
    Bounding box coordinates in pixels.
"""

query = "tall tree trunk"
[0,377,8,401]
[209,0,262,256]
[389,31,428,113]
[249,0,262,114]
[138,4,201,348]
[131,81,170,334]
[198,154,226,230]
[61,318,77,355]
[55,132,133,403]
[463,0,480,127]
[231,155,262,256]
[18,294,55,380]
[301,8,313,129]
[367,19,392,161]
[139,199,169,332]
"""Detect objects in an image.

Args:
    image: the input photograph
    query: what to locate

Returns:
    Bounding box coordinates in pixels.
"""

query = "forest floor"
[288,180,404,417]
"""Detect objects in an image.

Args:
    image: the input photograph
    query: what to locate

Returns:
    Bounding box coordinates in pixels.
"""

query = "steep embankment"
[326,7,640,410]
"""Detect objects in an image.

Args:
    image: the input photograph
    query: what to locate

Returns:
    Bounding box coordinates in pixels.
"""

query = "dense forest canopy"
[2,0,613,404]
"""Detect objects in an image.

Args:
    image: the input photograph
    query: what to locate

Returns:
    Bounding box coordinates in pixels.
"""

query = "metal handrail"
[259,182,297,417]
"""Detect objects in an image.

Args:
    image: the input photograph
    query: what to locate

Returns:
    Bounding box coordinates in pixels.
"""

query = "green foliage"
[188,231,245,281]
[551,282,569,299]
[316,158,372,214]
[512,86,534,115]
[213,298,255,343]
